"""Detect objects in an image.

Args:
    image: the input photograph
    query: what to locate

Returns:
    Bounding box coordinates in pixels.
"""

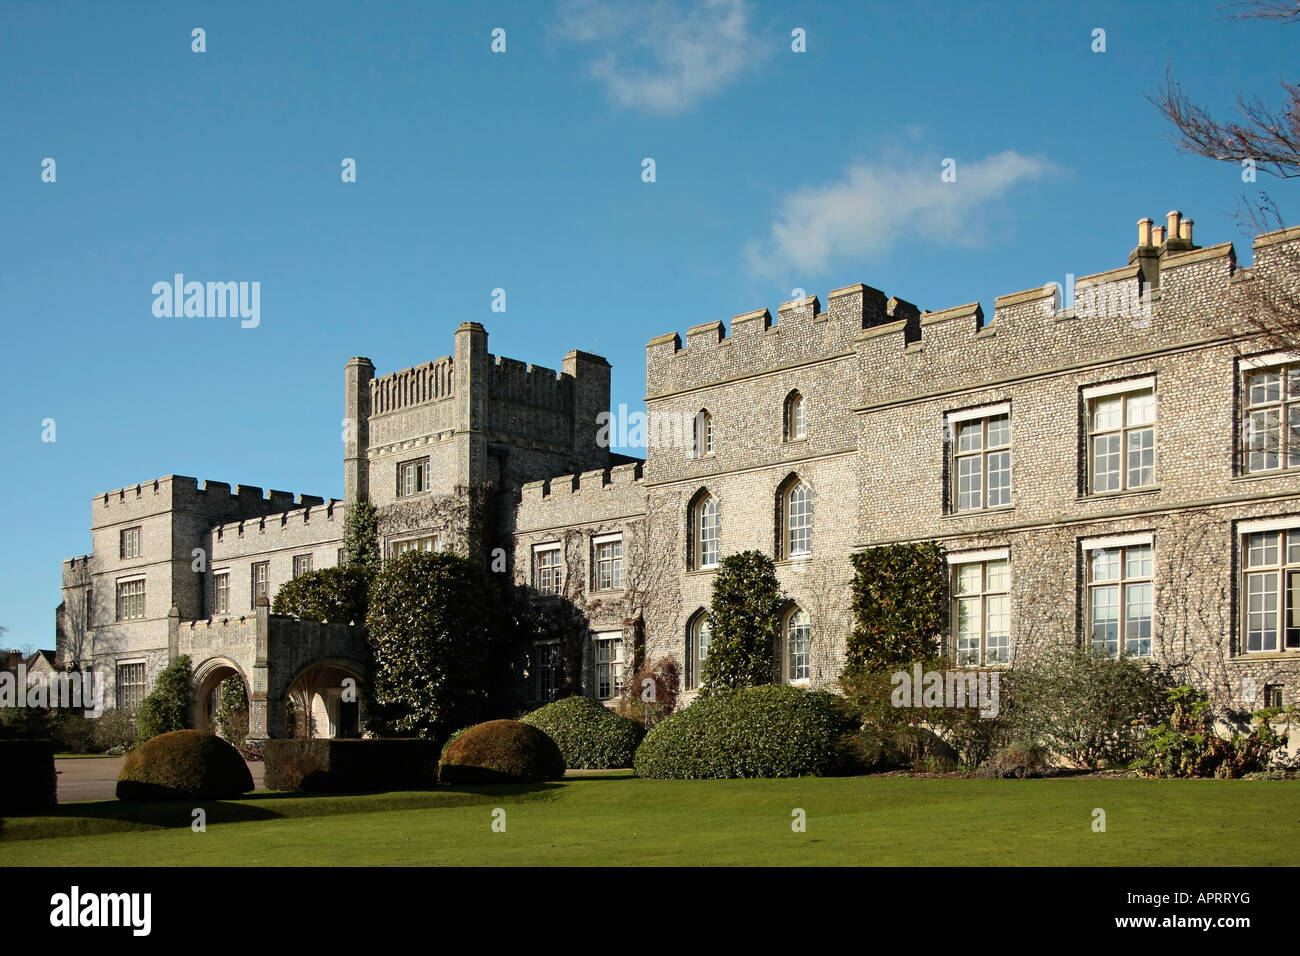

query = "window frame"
[593,632,625,701]
[115,575,146,622]
[1084,379,1157,495]
[531,639,562,703]
[390,534,441,559]
[946,404,1013,513]
[1082,534,1155,659]
[115,660,147,713]
[119,526,142,560]
[532,543,563,595]
[213,571,230,615]
[785,607,812,684]
[292,554,313,579]
[693,410,714,459]
[591,533,624,591]
[1239,518,1300,655]
[685,613,712,691]
[784,391,806,442]
[691,493,720,570]
[397,457,432,497]
[251,561,270,609]
[1240,354,1300,476]
[948,550,1012,666]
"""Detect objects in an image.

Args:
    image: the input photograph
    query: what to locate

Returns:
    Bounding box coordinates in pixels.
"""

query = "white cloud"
[745,151,1064,278]
[556,0,755,115]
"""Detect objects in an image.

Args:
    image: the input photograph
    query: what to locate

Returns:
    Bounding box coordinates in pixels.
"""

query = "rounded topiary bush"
[439,719,565,784]
[116,730,254,801]
[634,685,853,779]
[519,695,645,769]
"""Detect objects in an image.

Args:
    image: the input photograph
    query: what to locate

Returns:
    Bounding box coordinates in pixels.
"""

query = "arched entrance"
[284,660,365,739]
[192,657,249,736]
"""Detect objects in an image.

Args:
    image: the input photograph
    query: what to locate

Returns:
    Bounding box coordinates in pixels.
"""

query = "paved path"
[55,756,265,803]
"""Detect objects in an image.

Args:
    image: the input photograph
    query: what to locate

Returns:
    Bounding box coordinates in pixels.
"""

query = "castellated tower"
[353,322,616,561]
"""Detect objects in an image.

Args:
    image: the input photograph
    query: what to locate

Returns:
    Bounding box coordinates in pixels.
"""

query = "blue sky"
[1,0,1296,649]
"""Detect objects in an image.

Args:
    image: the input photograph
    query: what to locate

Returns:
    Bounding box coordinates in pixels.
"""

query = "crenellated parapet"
[91,476,331,528]
[516,461,647,532]
[210,497,344,544]
[646,284,918,399]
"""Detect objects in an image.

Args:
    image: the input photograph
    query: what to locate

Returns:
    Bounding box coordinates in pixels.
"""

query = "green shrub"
[136,656,195,742]
[366,551,511,739]
[439,719,565,784]
[633,685,854,779]
[1138,686,1294,778]
[520,696,645,769]
[844,542,946,679]
[0,740,57,812]
[115,730,253,801]
[92,709,136,754]
[1006,647,1170,770]
[215,677,249,751]
[264,738,439,792]
[271,566,371,624]
[839,665,1009,771]
[343,496,381,577]
[702,551,784,691]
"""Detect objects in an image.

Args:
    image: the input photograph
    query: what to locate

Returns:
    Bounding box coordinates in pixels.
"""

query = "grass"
[4,774,1299,866]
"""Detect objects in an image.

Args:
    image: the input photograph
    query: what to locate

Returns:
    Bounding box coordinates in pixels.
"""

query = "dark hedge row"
[264,738,439,792]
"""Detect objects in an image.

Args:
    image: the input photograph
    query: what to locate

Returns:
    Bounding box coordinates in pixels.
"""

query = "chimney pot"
[1179,218,1193,242]
[1138,217,1153,246]
[1152,225,1166,245]
[1166,210,1181,239]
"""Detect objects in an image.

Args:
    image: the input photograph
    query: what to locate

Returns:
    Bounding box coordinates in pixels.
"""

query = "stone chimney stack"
[1166,210,1182,241]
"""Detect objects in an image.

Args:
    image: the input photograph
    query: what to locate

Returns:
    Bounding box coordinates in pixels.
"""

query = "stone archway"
[283,659,366,739]
[192,657,249,736]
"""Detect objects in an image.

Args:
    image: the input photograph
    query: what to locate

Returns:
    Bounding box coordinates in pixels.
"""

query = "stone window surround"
[1081,532,1155,659]
[946,402,1013,514]
[532,542,562,594]
[1081,376,1158,496]
[1238,352,1300,477]
[946,548,1012,666]
[115,573,146,622]
[591,531,624,592]
[1237,515,1300,657]
[784,605,811,685]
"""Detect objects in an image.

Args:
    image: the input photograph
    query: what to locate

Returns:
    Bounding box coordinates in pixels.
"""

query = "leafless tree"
[1150,1,1300,343]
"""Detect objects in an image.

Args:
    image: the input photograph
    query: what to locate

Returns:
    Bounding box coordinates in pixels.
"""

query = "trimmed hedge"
[116,730,253,801]
[633,685,853,779]
[439,719,565,784]
[0,739,58,812]
[264,738,439,792]
[520,696,645,769]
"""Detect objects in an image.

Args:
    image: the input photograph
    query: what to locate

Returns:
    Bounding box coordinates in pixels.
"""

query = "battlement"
[649,211,1298,406]
[90,476,330,527]
[519,460,645,507]
[211,497,344,542]
[488,354,572,409]
[369,356,455,415]
[646,284,919,398]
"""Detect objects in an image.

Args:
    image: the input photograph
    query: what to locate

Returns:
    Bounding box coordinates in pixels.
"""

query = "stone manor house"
[56,212,1300,738]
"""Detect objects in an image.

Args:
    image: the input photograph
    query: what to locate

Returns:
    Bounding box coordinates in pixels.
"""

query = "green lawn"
[3,774,1298,866]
